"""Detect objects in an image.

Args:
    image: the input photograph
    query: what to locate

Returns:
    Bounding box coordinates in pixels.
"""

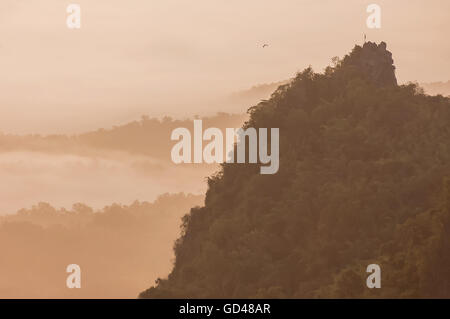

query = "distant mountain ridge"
[0,113,247,160]
[231,74,449,107]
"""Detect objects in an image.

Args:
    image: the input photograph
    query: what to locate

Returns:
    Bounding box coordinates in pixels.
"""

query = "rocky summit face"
[341,41,397,87]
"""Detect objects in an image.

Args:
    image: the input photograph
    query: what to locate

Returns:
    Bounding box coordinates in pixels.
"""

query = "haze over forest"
[0,0,449,134]
[0,0,449,299]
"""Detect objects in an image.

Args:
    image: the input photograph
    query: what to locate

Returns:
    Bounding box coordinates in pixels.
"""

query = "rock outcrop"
[340,41,397,87]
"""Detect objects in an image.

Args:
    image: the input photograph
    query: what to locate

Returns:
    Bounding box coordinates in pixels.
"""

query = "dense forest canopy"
[140,42,450,298]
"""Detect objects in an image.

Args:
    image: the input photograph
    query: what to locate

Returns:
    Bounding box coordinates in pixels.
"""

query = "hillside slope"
[140,42,450,298]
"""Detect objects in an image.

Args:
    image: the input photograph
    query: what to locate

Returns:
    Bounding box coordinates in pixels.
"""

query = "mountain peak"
[340,41,397,87]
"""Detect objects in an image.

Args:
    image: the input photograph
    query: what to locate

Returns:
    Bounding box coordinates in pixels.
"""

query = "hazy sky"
[0,0,449,133]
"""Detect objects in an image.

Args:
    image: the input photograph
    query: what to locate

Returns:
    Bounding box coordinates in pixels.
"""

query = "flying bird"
[262,44,269,48]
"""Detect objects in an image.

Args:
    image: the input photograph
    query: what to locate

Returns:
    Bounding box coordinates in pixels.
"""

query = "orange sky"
[0,0,449,133]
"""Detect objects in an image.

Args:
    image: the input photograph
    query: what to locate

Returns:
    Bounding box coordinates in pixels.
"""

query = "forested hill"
[140,42,450,298]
